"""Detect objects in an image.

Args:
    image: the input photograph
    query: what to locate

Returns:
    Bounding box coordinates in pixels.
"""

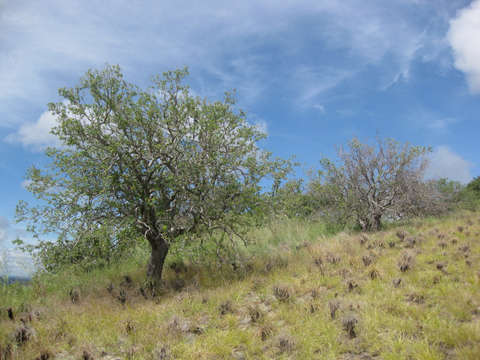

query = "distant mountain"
[0,275,31,285]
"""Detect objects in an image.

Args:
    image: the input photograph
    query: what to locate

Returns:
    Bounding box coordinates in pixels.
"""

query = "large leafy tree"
[17,65,280,283]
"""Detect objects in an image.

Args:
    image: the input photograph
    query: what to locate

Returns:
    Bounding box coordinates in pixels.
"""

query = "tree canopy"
[17,65,284,282]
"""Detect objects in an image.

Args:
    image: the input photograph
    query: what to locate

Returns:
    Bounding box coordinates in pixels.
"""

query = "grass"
[1,213,479,359]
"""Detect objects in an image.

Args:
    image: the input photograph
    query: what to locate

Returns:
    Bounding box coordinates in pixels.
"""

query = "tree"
[316,137,435,231]
[16,65,282,283]
[458,176,480,210]
[433,178,463,209]
[269,179,315,219]
[15,224,140,273]
[465,176,480,195]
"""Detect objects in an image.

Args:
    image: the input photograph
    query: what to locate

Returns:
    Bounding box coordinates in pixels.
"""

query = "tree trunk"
[146,234,169,284]
[359,214,382,232]
[372,214,382,231]
[358,218,368,232]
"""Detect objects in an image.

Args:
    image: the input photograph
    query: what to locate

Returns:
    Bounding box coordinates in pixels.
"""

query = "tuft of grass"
[1,212,479,358]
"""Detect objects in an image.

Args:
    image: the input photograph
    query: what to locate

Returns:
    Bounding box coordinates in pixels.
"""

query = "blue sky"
[1,0,480,275]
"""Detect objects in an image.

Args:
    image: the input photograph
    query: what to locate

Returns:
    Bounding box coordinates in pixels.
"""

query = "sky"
[1,0,479,276]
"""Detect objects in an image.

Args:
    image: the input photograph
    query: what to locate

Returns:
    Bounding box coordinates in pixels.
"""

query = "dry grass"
[1,213,480,359]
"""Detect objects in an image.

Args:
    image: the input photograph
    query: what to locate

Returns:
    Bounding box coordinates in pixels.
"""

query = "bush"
[14,225,142,273]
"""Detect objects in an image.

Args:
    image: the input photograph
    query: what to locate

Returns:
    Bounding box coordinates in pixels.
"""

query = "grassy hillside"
[1,213,479,359]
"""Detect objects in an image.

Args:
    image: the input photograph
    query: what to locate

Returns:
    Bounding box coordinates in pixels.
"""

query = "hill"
[1,213,479,359]
[0,276,31,286]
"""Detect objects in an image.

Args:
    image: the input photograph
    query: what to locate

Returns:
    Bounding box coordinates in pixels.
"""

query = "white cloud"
[5,109,60,151]
[312,104,326,113]
[293,65,354,107]
[0,216,35,277]
[0,216,8,244]
[0,249,35,278]
[408,107,460,133]
[425,146,472,183]
[448,0,480,93]
[426,117,459,132]
[0,0,455,129]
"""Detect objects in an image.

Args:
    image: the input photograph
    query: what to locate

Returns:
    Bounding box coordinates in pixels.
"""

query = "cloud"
[0,0,456,129]
[0,216,8,244]
[448,0,480,93]
[425,146,472,183]
[426,117,459,132]
[0,249,35,277]
[292,65,354,108]
[4,109,60,151]
[0,216,35,277]
[408,107,459,133]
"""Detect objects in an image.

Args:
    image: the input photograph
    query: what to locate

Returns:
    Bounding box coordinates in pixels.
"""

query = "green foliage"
[431,177,480,211]
[434,178,463,199]
[432,178,463,209]
[16,64,288,280]
[306,170,349,227]
[269,179,316,219]
[458,176,480,210]
[14,226,142,273]
[465,176,480,194]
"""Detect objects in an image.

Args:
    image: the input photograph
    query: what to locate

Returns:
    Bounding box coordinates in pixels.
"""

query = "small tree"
[459,176,480,210]
[317,137,434,231]
[15,224,140,273]
[269,179,315,219]
[465,176,480,196]
[16,65,283,283]
[432,178,463,209]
